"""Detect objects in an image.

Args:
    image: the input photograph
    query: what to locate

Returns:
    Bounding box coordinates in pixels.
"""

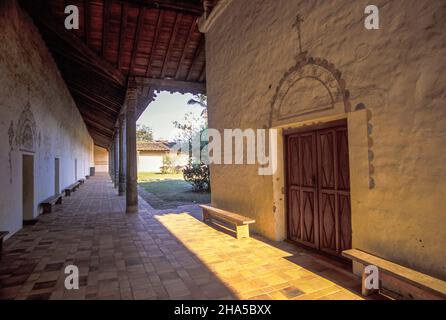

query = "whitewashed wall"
[138,151,166,173]
[0,0,94,238]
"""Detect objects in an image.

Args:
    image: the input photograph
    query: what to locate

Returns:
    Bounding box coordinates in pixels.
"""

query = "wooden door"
[285,120,351,257]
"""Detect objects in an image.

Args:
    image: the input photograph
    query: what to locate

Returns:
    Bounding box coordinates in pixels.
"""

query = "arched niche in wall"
[16,103,37,153]
[270,54,351,127]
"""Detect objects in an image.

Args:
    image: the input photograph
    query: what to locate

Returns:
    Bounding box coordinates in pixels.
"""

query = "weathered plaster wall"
[206,0,446,279]
[94,145,109,172]
[0,0,94,237]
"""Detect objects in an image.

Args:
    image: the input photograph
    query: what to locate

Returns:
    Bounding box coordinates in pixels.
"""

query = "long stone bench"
[342,249,446,299]
[64,181,81,197]
[0,231,9,260]
[200,204,255,239]
[40,193,63,214]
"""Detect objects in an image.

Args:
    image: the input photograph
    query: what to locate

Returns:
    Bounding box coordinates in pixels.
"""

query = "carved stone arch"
[269,54,351,127]
[16,103,37,153]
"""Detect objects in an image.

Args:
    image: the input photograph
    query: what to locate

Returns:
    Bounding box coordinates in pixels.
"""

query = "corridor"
[0,174,366,300]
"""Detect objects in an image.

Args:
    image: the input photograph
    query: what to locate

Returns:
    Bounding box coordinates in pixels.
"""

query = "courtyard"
[138,172,211,210]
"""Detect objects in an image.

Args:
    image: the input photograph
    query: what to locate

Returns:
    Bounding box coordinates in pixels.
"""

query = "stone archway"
[269,54,356,243]
[269,54,351,127]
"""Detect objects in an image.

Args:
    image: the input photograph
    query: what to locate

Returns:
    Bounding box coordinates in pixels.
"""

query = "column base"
[126,205,138,214]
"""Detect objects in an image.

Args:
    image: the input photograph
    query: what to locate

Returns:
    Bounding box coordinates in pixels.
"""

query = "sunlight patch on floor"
[154,212,363,300]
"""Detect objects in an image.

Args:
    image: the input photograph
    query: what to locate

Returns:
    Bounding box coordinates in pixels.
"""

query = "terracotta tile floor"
[0,173,370,300]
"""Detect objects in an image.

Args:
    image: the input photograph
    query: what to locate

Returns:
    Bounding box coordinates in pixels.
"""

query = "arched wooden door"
[284,119,352,258]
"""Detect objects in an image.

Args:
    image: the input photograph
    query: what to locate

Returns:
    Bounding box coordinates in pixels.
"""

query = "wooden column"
[114,130,119,188]
[118,114,126,196]
[125,88,138,213]
[109,143,114,182]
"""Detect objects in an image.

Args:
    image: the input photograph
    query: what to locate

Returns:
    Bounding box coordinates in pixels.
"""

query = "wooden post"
[118,114,126,196]
[114,129,119,188]
[109,143,114,183]
[125,87,138,213]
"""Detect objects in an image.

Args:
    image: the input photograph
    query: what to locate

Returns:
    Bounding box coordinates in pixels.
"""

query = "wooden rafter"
[69,86,121,116]
[186,37,203,80]
[161,12,182,78]
[118,2,129,70]
[119,0,203,16]
[84,0,90,45]
[33,10,126,86]
[175,17,196,79]
[132,76,205,94]
[129,6,146,75]
[102,0,111,58]
[145,9,163,77]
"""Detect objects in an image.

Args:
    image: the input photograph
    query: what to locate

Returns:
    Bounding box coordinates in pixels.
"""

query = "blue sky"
[137,91,204,141]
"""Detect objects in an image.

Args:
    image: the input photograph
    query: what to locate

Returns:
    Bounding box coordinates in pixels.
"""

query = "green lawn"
[138,172,210,209]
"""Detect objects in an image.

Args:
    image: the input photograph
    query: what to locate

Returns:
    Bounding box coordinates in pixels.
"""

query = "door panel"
[285,120,351,258]
[286,132,318,249]
[288,188,301,241]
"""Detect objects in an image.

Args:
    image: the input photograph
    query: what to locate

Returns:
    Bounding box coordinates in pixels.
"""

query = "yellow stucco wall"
[94,145,109,172]
[205,0,446,279]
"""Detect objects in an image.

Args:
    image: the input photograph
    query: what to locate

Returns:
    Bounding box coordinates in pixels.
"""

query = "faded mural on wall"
[16,102,37,153]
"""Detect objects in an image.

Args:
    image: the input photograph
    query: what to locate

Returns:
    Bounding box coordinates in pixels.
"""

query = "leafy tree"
[136,124,154,142]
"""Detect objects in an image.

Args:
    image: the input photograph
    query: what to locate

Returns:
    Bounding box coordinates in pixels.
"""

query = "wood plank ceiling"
[21,0,210,148]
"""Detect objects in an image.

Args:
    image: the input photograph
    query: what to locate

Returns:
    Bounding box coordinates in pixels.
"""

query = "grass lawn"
[138,172,210,209]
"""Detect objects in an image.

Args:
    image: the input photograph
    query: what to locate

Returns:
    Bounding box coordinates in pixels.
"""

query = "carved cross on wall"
[293,14,305,55]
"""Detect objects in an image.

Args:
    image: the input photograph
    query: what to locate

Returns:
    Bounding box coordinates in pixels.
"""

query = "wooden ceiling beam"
[186,36,203,81]
[129,6,145,75]
[118,2,129,70]
[81,115,115,136]
[102,0,111,58]
[175,17,196,79]
[77,106,116,128]
[84,0,90,45]
[161,12,181,78]
[118,0,204,16]
[68,84,122,114]
[33,9,126,86]
[71,91,119,121]
[145,10,163,77]
[132,76,205,94]
[50,47,126,89]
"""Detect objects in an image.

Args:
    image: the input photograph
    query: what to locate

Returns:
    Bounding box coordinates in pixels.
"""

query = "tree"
[187,94,207,119]
[136,124,153,142]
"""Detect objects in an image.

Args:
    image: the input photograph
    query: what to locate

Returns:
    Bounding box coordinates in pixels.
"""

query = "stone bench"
[78,178,85,185]
[342,249,446,299]
[64,181,81,197]
[0,231,9,260]
[200,204,255,239]
[40,193,63,214]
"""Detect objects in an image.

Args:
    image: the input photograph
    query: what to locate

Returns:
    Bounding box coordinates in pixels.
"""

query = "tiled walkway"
[0,174,369,300]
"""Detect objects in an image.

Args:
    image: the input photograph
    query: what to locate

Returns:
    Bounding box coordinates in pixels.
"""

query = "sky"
[137,91,204,141]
